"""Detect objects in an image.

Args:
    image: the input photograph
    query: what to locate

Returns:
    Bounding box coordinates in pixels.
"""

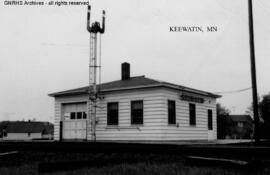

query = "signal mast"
[86,5,105,141]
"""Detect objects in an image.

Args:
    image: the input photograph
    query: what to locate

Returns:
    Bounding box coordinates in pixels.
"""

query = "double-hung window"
[107,102,119,125]
[168,100,176,124]
[131,100,143,125]
[208,109,213,130]
[189,103,196,126]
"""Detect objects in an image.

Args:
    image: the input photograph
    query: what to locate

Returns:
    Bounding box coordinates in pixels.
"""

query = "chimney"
[121,62,130,80]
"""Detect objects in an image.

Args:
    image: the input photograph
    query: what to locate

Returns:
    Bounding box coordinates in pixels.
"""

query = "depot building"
[49,63,221,141]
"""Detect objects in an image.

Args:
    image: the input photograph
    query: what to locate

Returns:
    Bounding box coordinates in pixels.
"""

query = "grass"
[0,151,269,175]
[42,163,270,175]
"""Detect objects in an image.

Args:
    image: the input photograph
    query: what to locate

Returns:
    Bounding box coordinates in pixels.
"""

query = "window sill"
[168,123,180,127]
[131,124,143,126]
[106,126,141,130]
[106,125,119,128]
[168,124,176,126]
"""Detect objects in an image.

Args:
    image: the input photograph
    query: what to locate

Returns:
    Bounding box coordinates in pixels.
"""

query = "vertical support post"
[92,33,98,141]
[248,0,260,143]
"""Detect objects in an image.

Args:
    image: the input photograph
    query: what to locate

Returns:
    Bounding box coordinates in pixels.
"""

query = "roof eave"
[49,84,221,98]
[160,83,221,98]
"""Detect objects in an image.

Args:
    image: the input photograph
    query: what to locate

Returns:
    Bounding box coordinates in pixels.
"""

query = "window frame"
[82,112,87,119]
[168,100,176,125]
[107,102,119,126]
[70,112,76,120]
[131,100,144,125]
[208,109,213,130]
[77,112,82,119]
[189,103,196,126]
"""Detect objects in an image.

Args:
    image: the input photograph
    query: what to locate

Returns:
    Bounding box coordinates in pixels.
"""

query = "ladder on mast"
[87,5,105,141]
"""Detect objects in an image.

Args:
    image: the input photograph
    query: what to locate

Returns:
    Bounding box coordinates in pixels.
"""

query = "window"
[168,100,176,124]
[131,100,143,125]
[189,103,196,126]
[63,103,87,120]
[68,112,87,120]
[77,112,82,119]
[107,102,119,125]
[83,112,87,119]
[208,109,213,130]
[70,112,76,119]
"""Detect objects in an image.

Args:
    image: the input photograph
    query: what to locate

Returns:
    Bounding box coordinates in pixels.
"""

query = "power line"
[214,87,251,94]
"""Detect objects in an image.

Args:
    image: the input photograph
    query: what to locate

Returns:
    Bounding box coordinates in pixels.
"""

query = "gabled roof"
[229,115,253,123]
[0,121,54,134]
[48,76,221,98]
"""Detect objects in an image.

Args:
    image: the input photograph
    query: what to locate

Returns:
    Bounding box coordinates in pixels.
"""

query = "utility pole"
[248,0,259,143]
[86,5,105,141]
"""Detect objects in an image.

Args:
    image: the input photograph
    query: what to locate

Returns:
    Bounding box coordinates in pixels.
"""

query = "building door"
[207,109,214,140]
[62,103,87,140]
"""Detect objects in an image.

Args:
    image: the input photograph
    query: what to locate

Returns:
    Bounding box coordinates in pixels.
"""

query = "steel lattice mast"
[86,5,105,141]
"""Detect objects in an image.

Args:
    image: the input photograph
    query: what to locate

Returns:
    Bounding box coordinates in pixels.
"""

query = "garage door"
[62,103,87,140]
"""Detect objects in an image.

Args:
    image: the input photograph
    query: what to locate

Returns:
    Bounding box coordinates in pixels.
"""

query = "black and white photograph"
[0,0,270,174]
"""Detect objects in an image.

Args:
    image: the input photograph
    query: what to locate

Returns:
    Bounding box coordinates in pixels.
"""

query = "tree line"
[217,92,270,139]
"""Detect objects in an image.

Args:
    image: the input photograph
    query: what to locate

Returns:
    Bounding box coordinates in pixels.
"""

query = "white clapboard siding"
[159,88,217,140]
[53,87,217,141]
[87,89,167,140]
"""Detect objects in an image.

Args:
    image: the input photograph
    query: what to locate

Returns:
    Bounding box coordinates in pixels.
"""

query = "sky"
[0,0,270,122]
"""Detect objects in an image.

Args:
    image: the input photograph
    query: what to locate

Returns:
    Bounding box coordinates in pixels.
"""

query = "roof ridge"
[49,76,148,96]
[101,75,146,84]
[144,77,163,84]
